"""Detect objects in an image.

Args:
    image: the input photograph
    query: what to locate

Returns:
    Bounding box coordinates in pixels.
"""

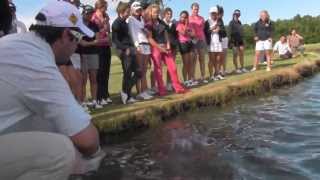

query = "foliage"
[239,15,320,48]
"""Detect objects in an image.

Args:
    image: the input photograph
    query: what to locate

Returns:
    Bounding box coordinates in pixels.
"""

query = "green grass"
[88,44,320,132]
[90,43,320,99]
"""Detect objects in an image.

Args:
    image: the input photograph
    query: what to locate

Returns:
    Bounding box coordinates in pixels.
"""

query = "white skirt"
[255,40,272,51]
[222,37,229,49]
[70,53,81,69]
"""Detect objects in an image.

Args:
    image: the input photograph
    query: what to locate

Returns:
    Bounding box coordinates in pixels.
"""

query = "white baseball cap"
[209,6,218,14]
[131,1,142,11]
[35,0,94,37]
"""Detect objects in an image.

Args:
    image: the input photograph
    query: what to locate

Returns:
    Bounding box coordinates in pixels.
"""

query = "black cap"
[82,5,94,15]
[9,2,16,12]
[234,9,241,14]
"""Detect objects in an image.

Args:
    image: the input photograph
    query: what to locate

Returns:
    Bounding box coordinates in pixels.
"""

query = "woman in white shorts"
[204,6,224,81]
[128,2,153,100]
[252,10,274,72]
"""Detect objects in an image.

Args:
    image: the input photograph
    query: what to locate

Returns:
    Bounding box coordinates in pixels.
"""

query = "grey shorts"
[193,40,207,50]
[81,54,99,71]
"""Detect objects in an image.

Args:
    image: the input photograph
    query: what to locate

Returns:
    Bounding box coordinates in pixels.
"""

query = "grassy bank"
[91,44,320,133]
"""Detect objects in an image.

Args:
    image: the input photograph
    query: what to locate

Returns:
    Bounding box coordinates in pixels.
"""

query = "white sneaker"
[235,69,242,74]
[211,76,220,81]
[201,79,209,84]
[94,103,103,109]
[81,104,90,113]
[143,91,153,99]
[106,98,112,103]
[251,67,257,72]
[263,61,268,65]
[137,92,153,100]
[217,75,225,80]
[120,91,128,105]
[127,97,138,104]
[184,80,192,87]
[147,88,158,96]
[190,80,199,87]
[166,83,173,91]
[266,67,271,72]
[241,68,249,73]
[99,99,108,106]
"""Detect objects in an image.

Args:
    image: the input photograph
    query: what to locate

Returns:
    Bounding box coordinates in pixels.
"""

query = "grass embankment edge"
[92,59,320,133]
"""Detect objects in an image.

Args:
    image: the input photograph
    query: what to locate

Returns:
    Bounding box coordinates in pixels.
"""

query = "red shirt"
[189,15,205,41]
[91,11,110,47]
[176,22,195,43]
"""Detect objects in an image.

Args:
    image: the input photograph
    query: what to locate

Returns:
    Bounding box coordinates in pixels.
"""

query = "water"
[90,75,320,180]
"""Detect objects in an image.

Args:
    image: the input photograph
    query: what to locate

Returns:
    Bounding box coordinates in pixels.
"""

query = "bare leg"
[266,50,272,70]
[190,51,197,81]
[208,53,214,77]
[88,70,98,101]
[81,69,88,102]
[254,51,261,69]
[197,48,206,80]
[182,53,188,81]
[239,46,245,69]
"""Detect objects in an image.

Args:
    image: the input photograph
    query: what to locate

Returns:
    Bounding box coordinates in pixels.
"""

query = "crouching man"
[0,1,105,180]
[273,35,293,60]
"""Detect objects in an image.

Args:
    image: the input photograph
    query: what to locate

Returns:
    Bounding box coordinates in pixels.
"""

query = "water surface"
[89,75,320,180]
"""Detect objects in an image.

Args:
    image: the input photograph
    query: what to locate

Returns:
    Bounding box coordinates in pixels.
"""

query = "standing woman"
[145,4,187,96]
[163,7,179,91]
[128,2,153,100]
[217,5,228,77]
[80,5,102,109]
[252,10,273,72]
[229,9,248,74]
[176,11,196,87]
[189,3,208,84]
[204,6,223,81]
[91,0,112,105]
[0,0,13,38]
[112,2,139,104]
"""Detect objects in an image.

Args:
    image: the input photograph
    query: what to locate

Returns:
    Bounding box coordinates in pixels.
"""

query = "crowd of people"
[1,0,306,111]
[0,0,306,179]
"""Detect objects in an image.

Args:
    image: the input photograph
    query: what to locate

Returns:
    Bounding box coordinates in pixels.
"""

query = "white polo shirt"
[0,32,91,136]
[127,16,149,47]
[273,41,292,55]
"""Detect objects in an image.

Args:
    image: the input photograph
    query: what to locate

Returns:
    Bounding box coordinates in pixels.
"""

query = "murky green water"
[77,74,320,180]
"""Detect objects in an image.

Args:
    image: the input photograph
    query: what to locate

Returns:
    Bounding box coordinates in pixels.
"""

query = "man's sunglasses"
[68,30,84,43]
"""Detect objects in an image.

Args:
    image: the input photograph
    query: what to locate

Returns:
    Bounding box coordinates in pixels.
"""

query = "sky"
[13,0,320,28]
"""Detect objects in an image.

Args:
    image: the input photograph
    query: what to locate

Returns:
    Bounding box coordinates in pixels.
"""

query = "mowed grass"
[89,44,320,99]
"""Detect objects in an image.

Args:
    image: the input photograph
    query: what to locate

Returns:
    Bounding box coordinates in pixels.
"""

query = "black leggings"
[97,47,111,101]
[119,49,140,98]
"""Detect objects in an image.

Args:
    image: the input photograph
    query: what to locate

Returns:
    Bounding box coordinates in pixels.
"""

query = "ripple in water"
[71,74,320,180]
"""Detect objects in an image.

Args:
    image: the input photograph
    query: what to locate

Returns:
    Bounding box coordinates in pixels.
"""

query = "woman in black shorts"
[176,11,196,87]
[229,9,248,73]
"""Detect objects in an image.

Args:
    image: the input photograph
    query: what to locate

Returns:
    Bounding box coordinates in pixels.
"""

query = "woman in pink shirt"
[189,3,208,84]
[176,11,196,87]
[91,0,112,106]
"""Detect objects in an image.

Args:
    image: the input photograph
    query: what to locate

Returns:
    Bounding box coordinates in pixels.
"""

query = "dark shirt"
[164,20,179,48]
[218,19,227,38]
[79,21,100,54]
[146,19,168,44]
[112,17,133,50]
[204,20,212,45]
[229,19,243,42]
[254,19,273,41]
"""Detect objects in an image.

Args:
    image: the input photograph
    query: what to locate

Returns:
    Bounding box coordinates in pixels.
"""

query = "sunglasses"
[68,30,84,43]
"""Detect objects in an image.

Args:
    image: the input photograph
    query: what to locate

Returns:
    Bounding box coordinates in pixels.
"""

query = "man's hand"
[70,123,100,157]
[254,36,259,41]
